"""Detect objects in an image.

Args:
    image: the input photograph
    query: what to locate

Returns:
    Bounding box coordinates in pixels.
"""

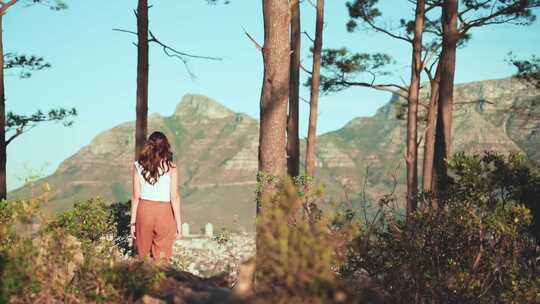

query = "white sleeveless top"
[134,161,171,202]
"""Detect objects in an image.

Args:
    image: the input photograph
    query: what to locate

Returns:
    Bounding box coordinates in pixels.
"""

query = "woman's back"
[131,131,181,261]
[134,160,171,202]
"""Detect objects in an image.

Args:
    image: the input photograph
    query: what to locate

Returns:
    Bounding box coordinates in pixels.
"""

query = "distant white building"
[181,223,190,237]
[205,223,214,238]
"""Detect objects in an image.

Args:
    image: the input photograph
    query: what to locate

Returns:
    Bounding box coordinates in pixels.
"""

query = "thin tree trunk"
[433,0,458,194]
[0,15,6,200]
[135,0,149,159]
[305,0,324,178]
[405,0,425,215]
[422,66,440,193]
[286,0,300,178]
[257,0,290,210]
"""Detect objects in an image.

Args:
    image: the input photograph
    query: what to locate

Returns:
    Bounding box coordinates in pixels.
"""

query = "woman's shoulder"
[167,163,177,176]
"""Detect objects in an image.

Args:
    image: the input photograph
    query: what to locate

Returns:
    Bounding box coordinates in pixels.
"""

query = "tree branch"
[363,18,412,43]
[5,128,24,146]
[0,0,18,15]
[300,96,310,105]
[147,30,222,61]
[113,27,222,78]
[305,0,316,9]
[454,99,493,105]
[241,26,262,51]
[300,61,312,75]
[334,80,409,98]
[302,31,315,43]
[459,1,540,34]
[112,28,138,36]
[113,28,224,61]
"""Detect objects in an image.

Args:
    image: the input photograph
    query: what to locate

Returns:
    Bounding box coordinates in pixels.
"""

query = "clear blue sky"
[4,0,540,190]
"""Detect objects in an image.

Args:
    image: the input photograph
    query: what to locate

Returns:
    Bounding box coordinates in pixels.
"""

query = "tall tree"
[134,0,149,159]
[305,0,325,179]
[323,0,440,213]
[286,0,301,178]
[432,0,539,193]
[1,7,7,200]
[432,0,458,194]
[0,0,67,200]
[258,0,290,208]
[421,64,440,192]
[405,0,426,214]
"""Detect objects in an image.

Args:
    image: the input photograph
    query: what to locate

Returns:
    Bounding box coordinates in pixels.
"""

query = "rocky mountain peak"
[174,94,234,119]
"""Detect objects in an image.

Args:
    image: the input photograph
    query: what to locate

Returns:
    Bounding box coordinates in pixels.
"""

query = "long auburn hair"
[137,131,175,185]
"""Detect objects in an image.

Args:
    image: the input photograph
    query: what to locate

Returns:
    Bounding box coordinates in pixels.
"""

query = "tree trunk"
[0,15,6,200]
[405,0,425,215]
[286,0,300,178]
[135,0,149,159]
[422,66,440,193]
[305,0,324,178]
[433,0,458,194]
[257,0,290,209]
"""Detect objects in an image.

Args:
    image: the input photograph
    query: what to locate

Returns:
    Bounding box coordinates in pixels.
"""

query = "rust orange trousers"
[135,199,177,260]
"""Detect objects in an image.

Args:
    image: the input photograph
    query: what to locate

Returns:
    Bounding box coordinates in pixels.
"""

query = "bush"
[2,227,85,303]
[108,201,134,256]
[52,198,115,246]
[448,152,540,242]
[256,177,359,303]
[343,152,540,303]
[49,198,133,255]
[0,199,40,251]
[1,197,161,303]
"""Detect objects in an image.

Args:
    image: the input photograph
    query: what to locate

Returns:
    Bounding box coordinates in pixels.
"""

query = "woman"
[130,131,182,260]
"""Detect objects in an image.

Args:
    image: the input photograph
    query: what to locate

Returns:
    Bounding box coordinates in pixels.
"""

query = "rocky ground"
[170,232,255,281]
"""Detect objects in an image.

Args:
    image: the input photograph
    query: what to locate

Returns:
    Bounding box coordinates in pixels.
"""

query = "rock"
[175,94,234,119]
[136,295,166,304]
[316,142,356,168]
[171,233,255,281]
[223,137,258,171]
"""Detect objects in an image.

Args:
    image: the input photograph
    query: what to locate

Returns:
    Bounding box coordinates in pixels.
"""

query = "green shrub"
[1,197,161,303]
[343,152,540,303]
[0,199,40,251]
[256,177,358,303]
[213,228,232,246]
[52,198,114,246]
[108,201,134,256]
[448,152,540,242]
[2,227,85,303]
[49,198,133,255]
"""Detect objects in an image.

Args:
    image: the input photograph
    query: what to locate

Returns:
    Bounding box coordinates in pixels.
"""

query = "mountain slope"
[9,78,540,231]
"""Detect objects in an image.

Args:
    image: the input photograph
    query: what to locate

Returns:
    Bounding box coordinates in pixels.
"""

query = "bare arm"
[130,164,141,238]
[170,166,182,235]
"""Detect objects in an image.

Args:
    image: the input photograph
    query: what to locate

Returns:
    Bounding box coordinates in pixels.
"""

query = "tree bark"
[257,0,290,209]
[405,0,425,215]
[0,15,6,200]
[433,0,458,194]
[286,0,300,178]
[305,0,324,178]
[135,0,149,159]
[422,66,440,193]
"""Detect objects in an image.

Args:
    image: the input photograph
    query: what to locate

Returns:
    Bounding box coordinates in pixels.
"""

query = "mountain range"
[9,76,540,232]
